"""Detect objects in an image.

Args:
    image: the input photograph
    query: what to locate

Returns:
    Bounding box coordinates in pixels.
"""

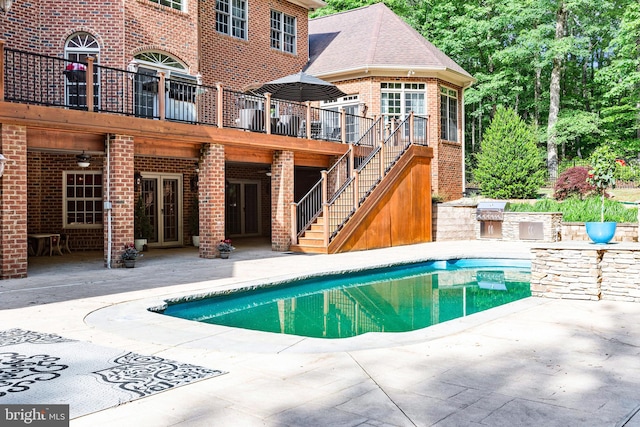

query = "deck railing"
[0,44,371,142]
[291,113,429,246]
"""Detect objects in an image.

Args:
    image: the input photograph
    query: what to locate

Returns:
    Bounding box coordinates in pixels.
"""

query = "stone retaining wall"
[433,202,638,243]
[432,202,476,241]
[531,242,640,303]
[561,222,637,242]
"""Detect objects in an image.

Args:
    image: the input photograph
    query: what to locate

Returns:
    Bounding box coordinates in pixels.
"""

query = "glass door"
[141,173,182,247]
[225,180,261,237]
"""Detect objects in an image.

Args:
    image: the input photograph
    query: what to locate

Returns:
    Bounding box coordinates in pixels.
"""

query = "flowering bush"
[121,243,142,260]
[216,239,235,252]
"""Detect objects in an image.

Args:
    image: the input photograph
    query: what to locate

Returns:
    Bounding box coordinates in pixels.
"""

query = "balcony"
[0,44,374,144]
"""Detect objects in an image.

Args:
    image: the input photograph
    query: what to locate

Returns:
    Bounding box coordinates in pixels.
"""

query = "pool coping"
[84,252,539,354]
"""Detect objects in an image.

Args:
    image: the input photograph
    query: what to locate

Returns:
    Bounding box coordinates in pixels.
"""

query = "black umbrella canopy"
[252,71,347,102]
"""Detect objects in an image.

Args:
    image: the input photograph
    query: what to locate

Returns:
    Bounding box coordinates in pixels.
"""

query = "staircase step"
[289,244,328,254]
[302,230,324,239]
[296,237,325,247]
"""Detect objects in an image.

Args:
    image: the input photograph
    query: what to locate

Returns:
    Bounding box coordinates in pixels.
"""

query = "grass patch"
[508,196,638,223]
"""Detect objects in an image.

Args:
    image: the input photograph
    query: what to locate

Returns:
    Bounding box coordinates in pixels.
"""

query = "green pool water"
[160,259,531,339]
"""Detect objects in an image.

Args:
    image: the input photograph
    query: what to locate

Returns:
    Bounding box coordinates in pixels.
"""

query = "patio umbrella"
[251,71,347,102]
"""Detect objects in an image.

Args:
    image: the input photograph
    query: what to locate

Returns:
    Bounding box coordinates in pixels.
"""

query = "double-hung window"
[216,0,247,39]
[270,11,296,54]
[63,171,103,228]
[440,86,458,142]
[148,0,184,11]
[381,82,425,136]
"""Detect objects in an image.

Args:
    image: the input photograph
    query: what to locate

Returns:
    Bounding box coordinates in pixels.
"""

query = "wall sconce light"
[0,154,7,178]
[0,0,14,13]
[134,171,142,188]
[76,151,91,168]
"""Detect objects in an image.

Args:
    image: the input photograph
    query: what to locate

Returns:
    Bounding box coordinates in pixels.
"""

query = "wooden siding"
[328,145,433,253]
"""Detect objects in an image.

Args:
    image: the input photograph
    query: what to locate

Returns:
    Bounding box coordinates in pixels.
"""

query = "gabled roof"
[306,3,474,87]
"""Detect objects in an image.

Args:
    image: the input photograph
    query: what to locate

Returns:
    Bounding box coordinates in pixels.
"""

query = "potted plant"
[134,195,153,251]
[188,195,200,247]
[216,239,235,259]
[585,144,617,244]
[121,242,142,268]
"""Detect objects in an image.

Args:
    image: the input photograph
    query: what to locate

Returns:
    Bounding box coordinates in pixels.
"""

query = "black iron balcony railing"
[0,43,374,143]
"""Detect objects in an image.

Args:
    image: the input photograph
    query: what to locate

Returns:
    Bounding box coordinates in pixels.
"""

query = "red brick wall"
[126,0,200,71]
[271,150,294,250]
[106,134,135,267]
[199,0,309,90]
[0,125,28,279]
[199,143,225,258]
[0,1,125,65]
[27,152,105,251]
[0,0,199,71]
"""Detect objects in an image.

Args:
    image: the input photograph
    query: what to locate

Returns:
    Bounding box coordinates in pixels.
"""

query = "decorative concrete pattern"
[0,329,226,418]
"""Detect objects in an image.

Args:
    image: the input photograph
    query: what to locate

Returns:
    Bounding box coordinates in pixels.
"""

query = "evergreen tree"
[474,106,545,199]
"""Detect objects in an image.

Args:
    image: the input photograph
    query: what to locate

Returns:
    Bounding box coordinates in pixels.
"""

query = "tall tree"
[546,1,567,180]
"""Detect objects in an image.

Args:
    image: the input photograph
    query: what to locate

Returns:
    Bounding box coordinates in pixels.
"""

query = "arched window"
[64,33,100,108]
[131,52,198,121]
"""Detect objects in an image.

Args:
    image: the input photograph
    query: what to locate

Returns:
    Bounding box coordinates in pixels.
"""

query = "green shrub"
[474,106,545,199]
[509,196,637,222]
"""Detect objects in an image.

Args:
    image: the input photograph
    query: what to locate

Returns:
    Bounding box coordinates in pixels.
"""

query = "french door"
[140,173,183,247]
[226,180,261,237]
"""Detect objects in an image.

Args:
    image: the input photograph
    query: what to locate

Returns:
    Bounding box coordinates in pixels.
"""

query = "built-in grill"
[476,202,508,238]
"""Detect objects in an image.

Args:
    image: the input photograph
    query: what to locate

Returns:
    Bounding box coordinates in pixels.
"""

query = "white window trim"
[216,0,247,40]
[440,85,459,142]
[63,171,104,229]
[147,0,186,12]
[270,10,297,54]
[381,82,426,121]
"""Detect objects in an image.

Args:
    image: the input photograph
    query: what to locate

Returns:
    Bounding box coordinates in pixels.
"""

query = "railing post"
[409,111,414,144]
[216,83,224,128]
[321,170,329,246]
[340,107,346,143]
[0,40,5,102]
[86,57,94,112]
[265,93,272,134]
[290,202,297,245]
[306,101,312,139]
[379,131,385,178]
[158,72,166,120]
[353,170,359,210]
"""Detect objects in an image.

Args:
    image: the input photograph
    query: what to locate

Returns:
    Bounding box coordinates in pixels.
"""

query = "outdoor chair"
[60,233,72,254]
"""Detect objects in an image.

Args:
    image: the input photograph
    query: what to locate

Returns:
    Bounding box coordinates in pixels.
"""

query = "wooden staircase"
[290,215,328,254]
[289,113,431,254]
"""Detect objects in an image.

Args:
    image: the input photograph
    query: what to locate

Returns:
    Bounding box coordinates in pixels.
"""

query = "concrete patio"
[1,240,639,426]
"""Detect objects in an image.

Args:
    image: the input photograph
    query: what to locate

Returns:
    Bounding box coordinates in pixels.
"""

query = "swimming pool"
[159,259,531,339]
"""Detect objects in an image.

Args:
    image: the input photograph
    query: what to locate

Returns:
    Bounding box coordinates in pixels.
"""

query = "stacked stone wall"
[531,243,640,303]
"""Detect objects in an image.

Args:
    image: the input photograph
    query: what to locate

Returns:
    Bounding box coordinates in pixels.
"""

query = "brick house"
[0,0,472,279]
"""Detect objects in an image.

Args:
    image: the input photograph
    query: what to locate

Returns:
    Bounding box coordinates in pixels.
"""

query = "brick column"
[426,80,440,194]
[105,134,134,267]
[0,125,28,279]
[271,150,294,251]
[199,143,225,258]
